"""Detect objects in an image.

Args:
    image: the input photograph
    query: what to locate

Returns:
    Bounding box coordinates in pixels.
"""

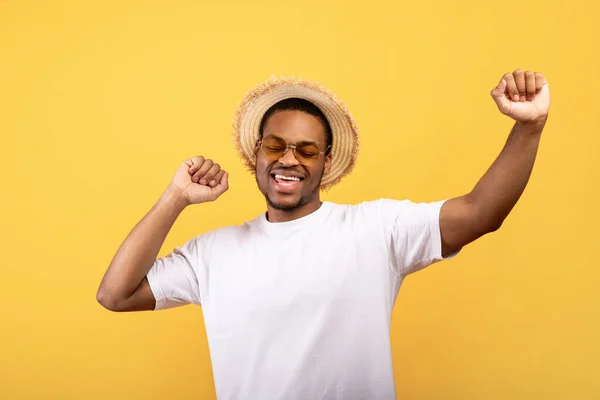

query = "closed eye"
[297,150,318,158]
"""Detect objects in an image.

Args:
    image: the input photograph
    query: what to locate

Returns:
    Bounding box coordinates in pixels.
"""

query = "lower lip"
[272,175,303,193]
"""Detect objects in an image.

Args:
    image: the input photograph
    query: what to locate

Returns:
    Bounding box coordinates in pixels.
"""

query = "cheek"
[307,164,325,181]
[255,156,273,177]
[254,152,267,169]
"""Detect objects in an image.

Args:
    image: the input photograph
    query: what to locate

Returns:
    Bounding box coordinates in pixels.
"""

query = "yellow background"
[1,0,598,398]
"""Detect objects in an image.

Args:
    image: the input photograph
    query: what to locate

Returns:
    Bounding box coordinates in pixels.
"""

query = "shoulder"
[362,198,445,216]
[178,221,256,265]
[327,199,446,230]
[196,220,256,243]
[327,198,413,216]
[324,199,413,226]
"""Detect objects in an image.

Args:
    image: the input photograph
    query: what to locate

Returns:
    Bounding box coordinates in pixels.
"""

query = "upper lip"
[270,170,306,180]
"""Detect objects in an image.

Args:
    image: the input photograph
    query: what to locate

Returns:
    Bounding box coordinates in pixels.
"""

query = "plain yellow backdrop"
[1,0,599,398]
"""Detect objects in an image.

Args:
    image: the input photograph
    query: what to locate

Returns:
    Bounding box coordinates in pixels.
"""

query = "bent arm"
[97,184,187,312]
[440,120,545,256]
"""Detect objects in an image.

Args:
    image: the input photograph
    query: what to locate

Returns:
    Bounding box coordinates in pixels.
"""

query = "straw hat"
[233,76,360,189]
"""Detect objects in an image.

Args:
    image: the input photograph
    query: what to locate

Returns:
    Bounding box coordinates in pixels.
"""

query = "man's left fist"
[491,69,550,124]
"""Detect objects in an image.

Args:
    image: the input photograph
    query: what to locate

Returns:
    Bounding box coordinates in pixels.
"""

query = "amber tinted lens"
[261,135,287,161]
[261,135,322,165]
[294,142,321,165]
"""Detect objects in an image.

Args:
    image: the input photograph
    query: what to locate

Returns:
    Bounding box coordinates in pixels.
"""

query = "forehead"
[262,110,326,145]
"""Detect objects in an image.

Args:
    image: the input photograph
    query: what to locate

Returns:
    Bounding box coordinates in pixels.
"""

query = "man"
[97,70,550,399]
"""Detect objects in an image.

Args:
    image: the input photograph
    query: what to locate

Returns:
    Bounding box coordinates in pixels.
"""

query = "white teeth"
[274,174,301,182]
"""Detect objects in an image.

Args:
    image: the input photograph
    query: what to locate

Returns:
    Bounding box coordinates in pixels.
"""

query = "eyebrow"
[265,133,320,146]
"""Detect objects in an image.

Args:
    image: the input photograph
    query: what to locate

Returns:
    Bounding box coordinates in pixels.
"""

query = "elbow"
[473,221,502,238]
[472,206,505,235]
[467,193,507,235]
[485,216,505,234]
[479,218,503,234]
[96,286,125,312]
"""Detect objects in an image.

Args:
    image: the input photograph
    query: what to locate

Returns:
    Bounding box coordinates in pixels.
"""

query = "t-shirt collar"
[257,201,332,235]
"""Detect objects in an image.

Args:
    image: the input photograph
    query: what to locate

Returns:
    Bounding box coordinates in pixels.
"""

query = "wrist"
[516,116,547,135]
[160,184,189,212]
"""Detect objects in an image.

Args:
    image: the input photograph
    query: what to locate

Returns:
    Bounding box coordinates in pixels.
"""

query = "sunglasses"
[258,134,330,166]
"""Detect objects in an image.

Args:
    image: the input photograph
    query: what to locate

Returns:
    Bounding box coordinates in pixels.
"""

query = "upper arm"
[377,199,448,276]
[97,277,156,312]
[145,238,203,310]
[117,278,157,312]
[98,237,203,312]
[439,194,490,257]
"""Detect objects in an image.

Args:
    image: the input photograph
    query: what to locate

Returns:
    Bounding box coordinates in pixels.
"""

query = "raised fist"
[171,156,229,205]
[491,69,550,124]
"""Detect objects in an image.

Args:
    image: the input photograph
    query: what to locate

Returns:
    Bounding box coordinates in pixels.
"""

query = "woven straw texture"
[233,76,360,189]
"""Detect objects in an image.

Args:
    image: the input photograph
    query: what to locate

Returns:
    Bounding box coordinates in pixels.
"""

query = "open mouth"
[271,172,305,192]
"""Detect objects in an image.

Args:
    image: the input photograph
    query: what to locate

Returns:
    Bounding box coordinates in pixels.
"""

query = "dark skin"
[253,70,550,256]
[440,69,549,256]
[97,69,549,311]
[253,110,332,223]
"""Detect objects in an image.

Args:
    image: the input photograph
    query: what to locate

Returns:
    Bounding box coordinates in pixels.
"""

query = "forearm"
[98,184,188,302]
[469,119,545,231]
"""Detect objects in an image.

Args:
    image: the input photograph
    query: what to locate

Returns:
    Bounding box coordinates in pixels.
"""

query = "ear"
[323,152,332,175]
[253,139,260,160]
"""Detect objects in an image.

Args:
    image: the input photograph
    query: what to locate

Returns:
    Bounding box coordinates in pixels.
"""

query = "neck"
[266,199,323,223]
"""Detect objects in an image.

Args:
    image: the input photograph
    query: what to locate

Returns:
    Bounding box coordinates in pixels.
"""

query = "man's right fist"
[171,156,229,205]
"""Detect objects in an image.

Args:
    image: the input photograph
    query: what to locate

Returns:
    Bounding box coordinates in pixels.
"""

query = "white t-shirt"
[147,199,454,400]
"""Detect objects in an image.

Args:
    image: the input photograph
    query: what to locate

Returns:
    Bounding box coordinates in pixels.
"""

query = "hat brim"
[233,76,359,190]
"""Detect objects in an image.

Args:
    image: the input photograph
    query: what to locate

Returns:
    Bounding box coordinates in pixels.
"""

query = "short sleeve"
[146,237,202,310]
[378,198,455,276]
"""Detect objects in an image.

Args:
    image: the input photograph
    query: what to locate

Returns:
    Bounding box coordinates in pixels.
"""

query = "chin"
[265,192,307,212]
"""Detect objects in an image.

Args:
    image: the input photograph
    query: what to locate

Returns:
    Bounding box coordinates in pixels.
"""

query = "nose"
[278,147,300,166]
